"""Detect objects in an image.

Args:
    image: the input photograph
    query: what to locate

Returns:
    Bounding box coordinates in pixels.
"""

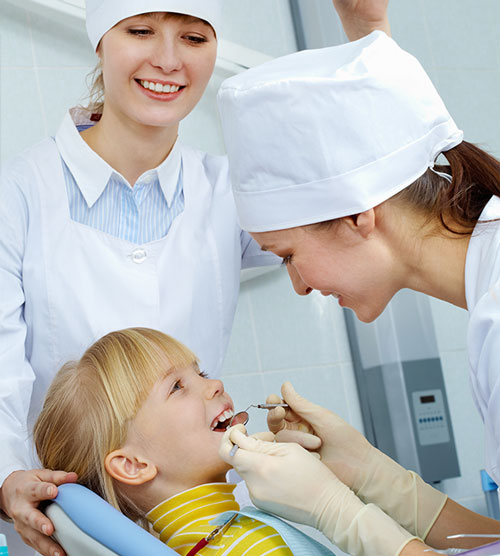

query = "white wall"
[0,0,498,539]
[387,0,500,516]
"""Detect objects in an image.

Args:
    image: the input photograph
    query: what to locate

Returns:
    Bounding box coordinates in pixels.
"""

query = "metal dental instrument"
[447,534,500,539]
[229,403,289,456]
[424,535,500,554]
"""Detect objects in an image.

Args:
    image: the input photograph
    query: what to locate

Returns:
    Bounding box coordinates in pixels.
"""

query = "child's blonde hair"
[34,328,198,523]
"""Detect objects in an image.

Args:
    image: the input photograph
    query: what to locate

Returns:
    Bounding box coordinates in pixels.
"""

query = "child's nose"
[204,378,224,399]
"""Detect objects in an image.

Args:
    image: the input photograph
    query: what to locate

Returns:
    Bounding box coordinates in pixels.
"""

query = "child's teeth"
[148,82,155,91]
[218,410,231,422]
[162,84,171,93]
[143,80,149,89]
[155,82,163,92]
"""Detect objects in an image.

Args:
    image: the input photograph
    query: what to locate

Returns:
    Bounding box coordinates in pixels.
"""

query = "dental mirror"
[229,403,288,428]
[228,403,289,457]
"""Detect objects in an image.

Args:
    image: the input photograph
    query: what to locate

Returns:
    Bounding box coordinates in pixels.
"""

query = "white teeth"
[217,409,234,422]
[140,80,181,94]
[210,409,234,430]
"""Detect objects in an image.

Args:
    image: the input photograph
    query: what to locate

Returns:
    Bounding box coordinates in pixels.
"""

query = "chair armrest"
[51,484,176,555]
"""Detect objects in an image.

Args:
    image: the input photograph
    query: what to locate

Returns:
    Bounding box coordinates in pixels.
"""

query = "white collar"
[55,109,181,208]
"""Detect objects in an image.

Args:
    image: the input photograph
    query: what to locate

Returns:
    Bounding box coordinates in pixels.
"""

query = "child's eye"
[198,370,209,379]
[171,380,183,392]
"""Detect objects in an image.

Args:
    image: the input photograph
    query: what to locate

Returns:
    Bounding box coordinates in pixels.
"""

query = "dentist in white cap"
[218,26,500,556]
[0,1,390,554]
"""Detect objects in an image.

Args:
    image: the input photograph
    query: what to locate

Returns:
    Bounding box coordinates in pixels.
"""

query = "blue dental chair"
[46,484,500,556]
[45,483,176,555]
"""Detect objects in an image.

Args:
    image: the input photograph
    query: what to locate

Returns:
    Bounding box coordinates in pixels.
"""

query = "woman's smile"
[135,78,185,101]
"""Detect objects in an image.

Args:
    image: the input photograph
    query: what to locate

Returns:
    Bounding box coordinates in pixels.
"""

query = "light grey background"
[0,0,497,552]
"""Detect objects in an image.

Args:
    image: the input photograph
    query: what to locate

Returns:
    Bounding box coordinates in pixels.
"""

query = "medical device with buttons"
[344,289,460,483]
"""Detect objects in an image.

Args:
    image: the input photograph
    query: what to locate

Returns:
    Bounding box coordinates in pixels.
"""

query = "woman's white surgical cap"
[85,0,222,51]
[217,31,463,233]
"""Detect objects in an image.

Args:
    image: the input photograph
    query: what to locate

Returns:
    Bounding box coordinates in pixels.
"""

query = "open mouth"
[136,79,185,94]
[210,409,234,432]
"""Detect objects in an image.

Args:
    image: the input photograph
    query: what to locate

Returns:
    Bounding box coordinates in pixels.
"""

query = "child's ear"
[105,448,157,485]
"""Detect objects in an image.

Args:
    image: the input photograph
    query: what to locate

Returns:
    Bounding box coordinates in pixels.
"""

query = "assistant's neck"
[80,105,178,187]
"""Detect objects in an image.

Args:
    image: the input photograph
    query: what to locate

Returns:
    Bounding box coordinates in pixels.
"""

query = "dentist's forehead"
[85,0,223,51]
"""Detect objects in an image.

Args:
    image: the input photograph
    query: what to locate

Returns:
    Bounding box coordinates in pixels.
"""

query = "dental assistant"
[217,29,500,556]
[0,1,282,554]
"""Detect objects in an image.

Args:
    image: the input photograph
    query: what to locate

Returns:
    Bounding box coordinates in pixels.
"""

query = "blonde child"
[33,328,334,556]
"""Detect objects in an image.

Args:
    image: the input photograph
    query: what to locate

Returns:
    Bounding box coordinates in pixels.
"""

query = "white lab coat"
[0,113,275,554]
[466,195,500,485]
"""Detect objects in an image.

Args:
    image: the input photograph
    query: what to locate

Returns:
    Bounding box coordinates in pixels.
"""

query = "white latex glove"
[267,382,447,540]
[220,425,417,556]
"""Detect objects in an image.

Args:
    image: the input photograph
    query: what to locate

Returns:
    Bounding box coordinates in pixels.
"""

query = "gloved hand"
[267,382,447,540]
[220,425,417,556]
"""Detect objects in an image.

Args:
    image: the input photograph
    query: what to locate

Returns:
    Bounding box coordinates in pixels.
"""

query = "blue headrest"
[54,484,176,555]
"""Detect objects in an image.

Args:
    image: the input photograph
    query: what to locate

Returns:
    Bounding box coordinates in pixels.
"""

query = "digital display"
[420,395,435,404]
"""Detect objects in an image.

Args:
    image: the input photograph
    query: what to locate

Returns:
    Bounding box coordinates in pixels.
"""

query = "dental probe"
[229,403,289,456]
[254,403,289,409]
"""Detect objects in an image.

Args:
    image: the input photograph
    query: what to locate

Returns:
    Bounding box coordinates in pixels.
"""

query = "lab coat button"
[131,248,147,264]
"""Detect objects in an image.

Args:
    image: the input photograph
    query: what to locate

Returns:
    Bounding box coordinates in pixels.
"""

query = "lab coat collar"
[55,110,181,208]
[465,195,500,311]
[156,140,182,208]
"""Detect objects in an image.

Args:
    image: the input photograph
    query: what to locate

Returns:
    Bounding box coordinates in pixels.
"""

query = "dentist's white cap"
[85,0,222,51]
[217,31,463,233]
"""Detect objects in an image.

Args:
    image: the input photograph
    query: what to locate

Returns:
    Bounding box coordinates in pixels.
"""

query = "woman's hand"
[1,468,78,556]
[266,392,322,449]
[221,424,330,527]
[331,0,391,41]
[268,382,447,541]
[266,382,372,489]
[220,425,416,556]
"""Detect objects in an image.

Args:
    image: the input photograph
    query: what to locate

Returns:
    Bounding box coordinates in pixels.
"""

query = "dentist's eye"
[282,255,293,266]
[128,28,153,36]
[184,34,208,44]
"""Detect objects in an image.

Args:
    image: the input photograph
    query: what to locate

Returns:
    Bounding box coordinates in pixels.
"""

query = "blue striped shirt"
[63,157,184,245]
[58,117,184,245]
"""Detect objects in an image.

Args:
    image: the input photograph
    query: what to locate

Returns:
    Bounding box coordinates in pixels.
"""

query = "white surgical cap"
[85,0,222,51]
[217,31,463,233]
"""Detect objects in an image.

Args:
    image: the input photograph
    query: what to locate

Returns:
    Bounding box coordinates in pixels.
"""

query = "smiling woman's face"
[98,12,217,130]
[127,364,235,493]
[251,213,405,323]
